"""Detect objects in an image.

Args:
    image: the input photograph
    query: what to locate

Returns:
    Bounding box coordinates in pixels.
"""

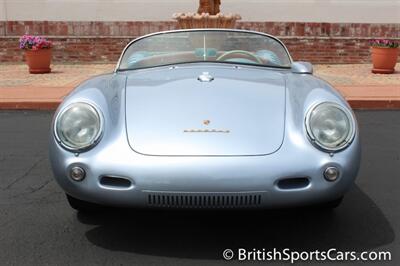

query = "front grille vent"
[147,193,263,208]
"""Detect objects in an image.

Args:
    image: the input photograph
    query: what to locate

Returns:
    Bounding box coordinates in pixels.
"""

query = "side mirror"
[291,61,313,74]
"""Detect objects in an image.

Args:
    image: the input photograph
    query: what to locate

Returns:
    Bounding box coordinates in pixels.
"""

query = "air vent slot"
[100,176,132,188]
[147,193,263,208]
[277,177,310,190]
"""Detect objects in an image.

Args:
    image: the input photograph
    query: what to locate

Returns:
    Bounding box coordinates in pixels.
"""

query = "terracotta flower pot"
[371,47,399,74]
[25,48,52,74]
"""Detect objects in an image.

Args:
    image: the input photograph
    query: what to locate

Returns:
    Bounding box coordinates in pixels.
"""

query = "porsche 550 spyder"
[49,29,361,211]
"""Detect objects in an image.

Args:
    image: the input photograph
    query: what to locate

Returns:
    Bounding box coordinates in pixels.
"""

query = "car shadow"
[80,185,394,260]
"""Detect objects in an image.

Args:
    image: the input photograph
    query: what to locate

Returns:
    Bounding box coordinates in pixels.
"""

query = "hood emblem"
[184,119,230,133]
[198,72,214,82]
[184,129,230,134]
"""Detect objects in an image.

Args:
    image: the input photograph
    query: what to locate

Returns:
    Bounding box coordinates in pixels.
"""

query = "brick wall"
[1,21,399,64]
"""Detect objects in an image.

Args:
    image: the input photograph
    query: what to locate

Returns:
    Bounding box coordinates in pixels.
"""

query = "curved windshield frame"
[117,29,292,71]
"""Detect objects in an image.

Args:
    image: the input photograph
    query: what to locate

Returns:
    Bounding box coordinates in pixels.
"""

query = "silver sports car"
[49,29,361,211]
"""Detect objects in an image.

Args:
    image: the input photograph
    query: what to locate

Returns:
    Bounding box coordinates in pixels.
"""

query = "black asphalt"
[0,111,398,265]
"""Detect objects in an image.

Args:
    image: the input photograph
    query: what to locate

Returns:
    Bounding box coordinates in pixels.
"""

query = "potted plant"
[19,35,53,74]
[173,0,241,29]
[370,39,399,74]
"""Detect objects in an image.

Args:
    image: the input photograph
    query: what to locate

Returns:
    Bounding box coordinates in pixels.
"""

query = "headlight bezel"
[54,102,104,152]
[305,102,356,152]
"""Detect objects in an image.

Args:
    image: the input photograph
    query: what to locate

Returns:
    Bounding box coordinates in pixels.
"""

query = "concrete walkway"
[0,63,399,109]
[315,64,400,109]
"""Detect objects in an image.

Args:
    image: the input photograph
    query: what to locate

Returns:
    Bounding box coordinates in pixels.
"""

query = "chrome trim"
[114,28,294,72]
[198,72,214,82]
[54,102,104,153]
[305,102,356,152]
[69,166,86,181]
[324,166,340,182]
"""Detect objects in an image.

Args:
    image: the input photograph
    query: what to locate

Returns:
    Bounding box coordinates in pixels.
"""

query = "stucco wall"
[0,0,399,23]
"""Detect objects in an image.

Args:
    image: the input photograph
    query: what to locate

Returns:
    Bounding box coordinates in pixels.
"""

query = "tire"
[66,194,103,212]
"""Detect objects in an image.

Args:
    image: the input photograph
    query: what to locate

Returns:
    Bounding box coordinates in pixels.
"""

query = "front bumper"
[49,132,361,209]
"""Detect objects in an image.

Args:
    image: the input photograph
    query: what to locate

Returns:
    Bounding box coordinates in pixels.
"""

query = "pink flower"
[370,39,399,48]
[19,35,52,50]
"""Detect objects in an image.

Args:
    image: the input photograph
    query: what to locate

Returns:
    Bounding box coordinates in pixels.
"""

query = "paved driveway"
[0,111,398,265]
[1,64,400,110]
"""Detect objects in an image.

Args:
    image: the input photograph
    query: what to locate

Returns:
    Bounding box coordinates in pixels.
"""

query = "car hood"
[125,64,286,156]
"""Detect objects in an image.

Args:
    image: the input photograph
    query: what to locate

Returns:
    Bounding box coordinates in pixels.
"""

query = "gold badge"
[203,120,211,126]
[183,120,230,133]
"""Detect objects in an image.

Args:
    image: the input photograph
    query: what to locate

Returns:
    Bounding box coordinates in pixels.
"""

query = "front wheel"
[66,194,104,212]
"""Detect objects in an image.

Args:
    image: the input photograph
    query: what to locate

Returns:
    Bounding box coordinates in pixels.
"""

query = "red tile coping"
[338,85,400,109]
[1,85,399,110]
[0,100,60,110]
[0,86,70,110]
[1,99,399,110]
[348,100,400,109]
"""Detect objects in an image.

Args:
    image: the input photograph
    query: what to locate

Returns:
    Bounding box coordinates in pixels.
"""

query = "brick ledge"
[2,36,400,41]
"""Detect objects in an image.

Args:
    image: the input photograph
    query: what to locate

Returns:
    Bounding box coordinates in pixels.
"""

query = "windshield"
[118,30,292,71]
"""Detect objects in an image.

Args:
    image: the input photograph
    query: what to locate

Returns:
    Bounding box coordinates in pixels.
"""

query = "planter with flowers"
[19,35,53,74]
[370,39,399,74]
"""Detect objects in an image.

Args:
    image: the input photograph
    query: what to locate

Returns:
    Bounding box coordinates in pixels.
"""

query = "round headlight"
[55,102,102,151]
[306,102,355,152]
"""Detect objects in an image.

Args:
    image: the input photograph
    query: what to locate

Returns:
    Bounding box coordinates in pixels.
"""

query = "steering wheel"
[217,50,263,64]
